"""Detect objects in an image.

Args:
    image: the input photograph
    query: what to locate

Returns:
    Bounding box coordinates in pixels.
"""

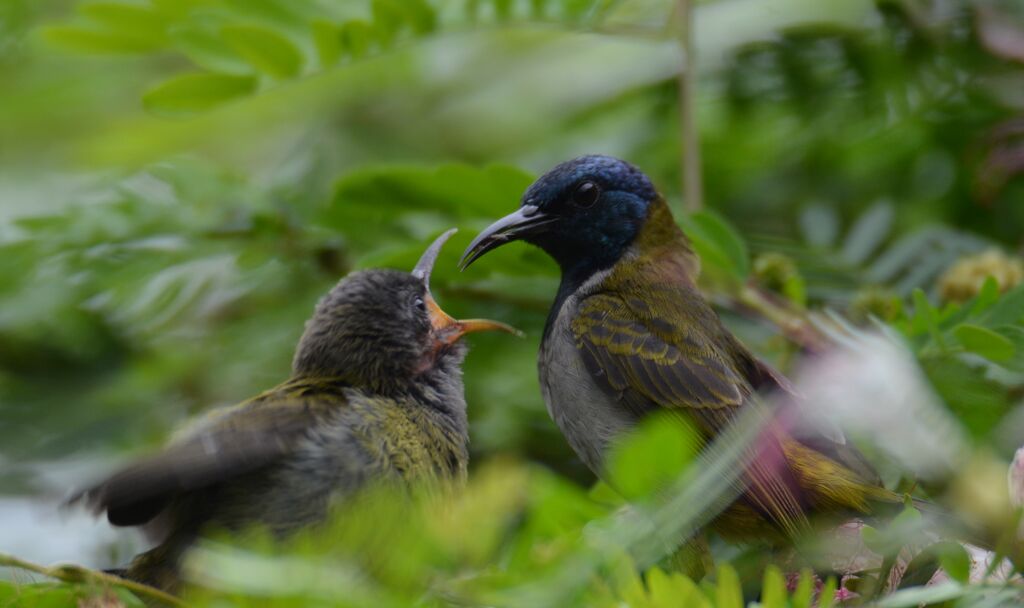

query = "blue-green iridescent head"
[460,155,658,279]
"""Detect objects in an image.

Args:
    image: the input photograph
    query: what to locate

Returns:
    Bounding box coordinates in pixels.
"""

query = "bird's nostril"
[521,203,539,216]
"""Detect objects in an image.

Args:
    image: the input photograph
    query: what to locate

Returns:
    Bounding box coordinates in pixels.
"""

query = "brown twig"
[0,552,185,607]
[732,284,833,353]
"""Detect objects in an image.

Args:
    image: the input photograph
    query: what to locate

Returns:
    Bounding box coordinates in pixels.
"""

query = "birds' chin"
[413,340,468,376]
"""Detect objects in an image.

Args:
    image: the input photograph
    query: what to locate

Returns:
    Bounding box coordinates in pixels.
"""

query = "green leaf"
[953,323,1015,362]
[714,563,743,608]
[860,523,884,554]
[311,19,341,67]
[79,2,167,41]
[791,569,815,608]
[42,25,163,53]
[142,72,257,115]
[761,565,786,608]
[970,276,1001,315]
[340,20,374,59]
[818,576,838,608]
[680,210,750,281]
[937,541,971,584]
[646,568,708,608]
[169,24,253,75]
[605,413,700,500]
[799,203,839,248]
[224,0,312,28]
[977,283,1024,327]
[841,201,894,265]
[221,24,303,79]
[921,355,1009,437]
[876,581,964,607]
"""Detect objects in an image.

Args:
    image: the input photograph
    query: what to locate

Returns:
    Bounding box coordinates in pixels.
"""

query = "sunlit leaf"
[42,25,163,53]
[605,413,700,500]
[142,72,257,115]
[169,24,253,75]
[80,2,167,39]
[761,565,786,608]
[311,19,341,67]
[953,323,1015,362]
[221,24,303,79]
[714,563,743,608]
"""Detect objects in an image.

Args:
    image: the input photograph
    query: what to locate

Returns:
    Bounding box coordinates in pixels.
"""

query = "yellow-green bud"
[849,286,901,323]
[938,249,1024,303]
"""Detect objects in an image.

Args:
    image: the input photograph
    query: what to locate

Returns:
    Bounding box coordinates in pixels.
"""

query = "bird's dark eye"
[413,296,426,313]
[571,181,600,208]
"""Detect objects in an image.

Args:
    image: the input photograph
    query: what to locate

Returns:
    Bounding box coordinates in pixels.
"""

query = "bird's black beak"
[413,229,521,345]
[458,205,557,270]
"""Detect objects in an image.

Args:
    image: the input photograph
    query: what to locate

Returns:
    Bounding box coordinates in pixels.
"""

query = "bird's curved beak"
[413,229,522,345]
[458,205,557,270]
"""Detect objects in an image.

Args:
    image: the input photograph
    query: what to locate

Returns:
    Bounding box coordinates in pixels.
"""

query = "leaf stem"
[0,552,185,607]
[733,284,833,353]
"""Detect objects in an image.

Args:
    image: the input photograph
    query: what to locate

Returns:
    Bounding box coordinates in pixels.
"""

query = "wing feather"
[71,387,333,527]
[572,291,810,536]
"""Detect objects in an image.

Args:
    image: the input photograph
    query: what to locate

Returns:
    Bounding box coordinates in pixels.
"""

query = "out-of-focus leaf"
[142,72,257,115]
[818,576,838,608]
[79,2,167,41]
[645,567,709,608]
[937,541,971,584]
[605,413,700,501]
[875,581,964,607]
[680,210,750,281]
[953,323,1015,362]
[340,20,373,58]
[311,19,341,67]
[862,505,924,557]
[841,200,893,265]
[799,204,839,248]
[41,25,163,53]
[321,164,533,259]
[790,569,815,608]
[976,283,1024,327]
[221,24,303,79]
[714,563,743,608]
[921,356,1009,438]
[761,565,786,608]
[169,24,253,75]
[909,288,940,338]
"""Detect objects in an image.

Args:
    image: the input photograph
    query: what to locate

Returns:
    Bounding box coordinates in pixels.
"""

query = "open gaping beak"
[413,229,522,345]
[458,204,556,270]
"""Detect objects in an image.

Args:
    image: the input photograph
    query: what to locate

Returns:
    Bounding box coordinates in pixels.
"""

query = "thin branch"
[676,0,703,212]
[731,284,833,353]
[0,552,185,607]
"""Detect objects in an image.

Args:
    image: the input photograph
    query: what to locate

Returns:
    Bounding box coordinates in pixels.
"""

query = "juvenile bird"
[71,229,516,593]
[460,155,901,545]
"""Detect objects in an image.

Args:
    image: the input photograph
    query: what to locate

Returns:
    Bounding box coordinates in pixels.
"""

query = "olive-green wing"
[572,290,809,536]
[572,290,750,430]
[72,390,332,527]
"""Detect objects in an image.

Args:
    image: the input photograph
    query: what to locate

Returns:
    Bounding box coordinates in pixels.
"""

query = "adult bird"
[70,229,517,593]
[460,155,900,546]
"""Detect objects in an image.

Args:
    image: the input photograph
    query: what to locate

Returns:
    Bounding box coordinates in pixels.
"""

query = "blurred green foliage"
[3,0,1024,605]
